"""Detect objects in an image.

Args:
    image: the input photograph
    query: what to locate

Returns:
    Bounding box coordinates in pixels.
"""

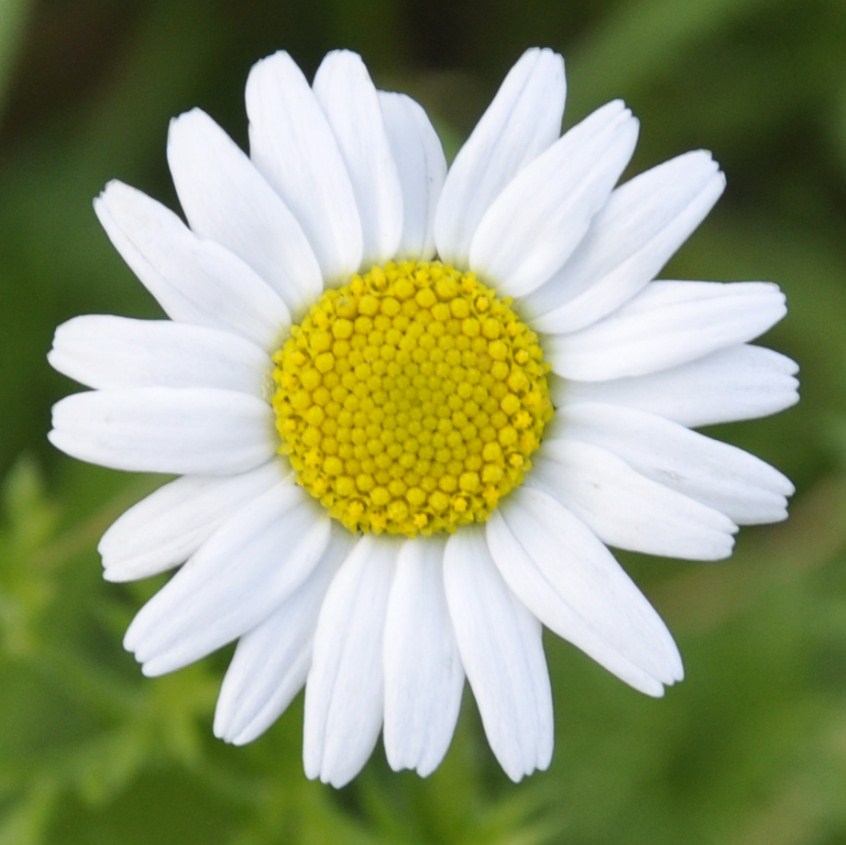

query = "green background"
[2,0,845,842]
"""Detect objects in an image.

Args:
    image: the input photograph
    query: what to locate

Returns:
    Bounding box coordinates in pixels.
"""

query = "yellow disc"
[272,261,553,537]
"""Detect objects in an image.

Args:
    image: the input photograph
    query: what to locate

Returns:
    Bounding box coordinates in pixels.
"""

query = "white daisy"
[48,48,798,786]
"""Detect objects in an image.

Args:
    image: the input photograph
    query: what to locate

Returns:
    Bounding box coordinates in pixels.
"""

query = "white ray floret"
[99,461,284,582]
[525,150,726,332]
[94,181,290,349]
[214,525,356,746]
[383,538,465,776]
[488,486,684,696]
[558,402,795,524]
[312,50,404,267]
[49,387,275,475]
[49,315,272,396]
[125,482,331,677]
[246,51,363,282]
[378,92,446,260]
[561,343,799,426]
[470,100,639,298]
[303,536,396,787]
[530,439,738,559]
[167,108,323,316]
[434,48,566,266]
[444,528,554,782]
[546,280,787,380]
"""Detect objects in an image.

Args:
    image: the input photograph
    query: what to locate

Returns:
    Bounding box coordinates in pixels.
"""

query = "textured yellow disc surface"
[272,261,553,537]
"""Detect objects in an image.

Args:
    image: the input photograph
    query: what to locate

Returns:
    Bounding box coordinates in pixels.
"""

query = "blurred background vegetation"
[1,0,845,842]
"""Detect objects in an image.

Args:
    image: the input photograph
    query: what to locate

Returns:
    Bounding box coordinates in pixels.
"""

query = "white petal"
[470,101,639,297]
[531,440,736,559]
[487,485,683,695]
[443,527,553,782]
[558,401,795,525]
[383,537,464,776]
[313,51,403,266]
[94,181,290,350]
[434,48,566,266]
[167,108,322,317]
[527,151,726,332]
[562,343,799,426]
[99,460,285,582]
[49,315,271,396]
[546,280,787,380]
[49,387,275,475]
[246,51,363,282]
[379,92,447,259]
[214,524,355,745]
[303,536,396,787]
[124,481,331,676]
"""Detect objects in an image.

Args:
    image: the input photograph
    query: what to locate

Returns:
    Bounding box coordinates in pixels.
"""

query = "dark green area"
[1,0,845,842]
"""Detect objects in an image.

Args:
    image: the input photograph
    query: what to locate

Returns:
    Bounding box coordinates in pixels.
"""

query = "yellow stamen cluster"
[272,260,552,537]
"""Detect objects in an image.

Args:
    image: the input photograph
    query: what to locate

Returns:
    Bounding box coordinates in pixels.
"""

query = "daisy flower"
[48,48,798,786]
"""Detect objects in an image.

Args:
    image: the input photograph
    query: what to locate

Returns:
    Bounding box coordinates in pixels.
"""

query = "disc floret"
[272,260,552,536]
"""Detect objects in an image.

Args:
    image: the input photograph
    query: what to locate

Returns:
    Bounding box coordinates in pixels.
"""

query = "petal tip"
[101,566,130,584]
[97,178,127,203]
[140,657,171,678]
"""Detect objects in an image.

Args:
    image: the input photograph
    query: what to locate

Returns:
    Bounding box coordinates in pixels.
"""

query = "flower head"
[48,48,798,785]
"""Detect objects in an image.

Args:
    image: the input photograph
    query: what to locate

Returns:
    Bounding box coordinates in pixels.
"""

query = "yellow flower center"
[272,260,553,537]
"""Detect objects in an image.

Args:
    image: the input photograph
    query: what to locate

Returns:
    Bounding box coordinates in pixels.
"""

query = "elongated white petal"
[434,48,566,266]
[246,51,362,282]
[303,536,396,787]
[313,51,403,266]
[470,101,638,297]
[49,315,271,396]
[379,92,447,259]
[546,281,786,380]
[94,181,290,350]
[531,440,736,559]
[99,461,285,582]
[49,387,274,475]
[443,527,553,781]
[558,402,795,524]
[562,344,799,426]
[167,108,322,316]
[488,486,683,695]
[527,151,725,332]
[383,538,464,776]
[125,482,331,676]
[214,525,355,745]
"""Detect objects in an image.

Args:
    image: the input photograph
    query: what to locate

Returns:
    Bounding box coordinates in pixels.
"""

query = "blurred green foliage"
[1,0,845,843]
